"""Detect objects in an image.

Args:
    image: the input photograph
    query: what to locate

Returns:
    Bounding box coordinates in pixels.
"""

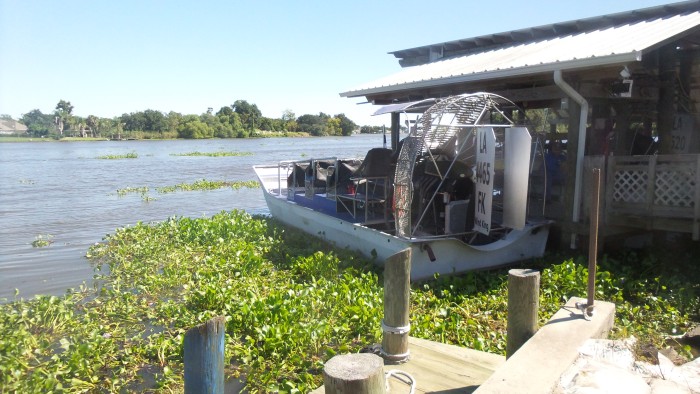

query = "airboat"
[253,93,551,280]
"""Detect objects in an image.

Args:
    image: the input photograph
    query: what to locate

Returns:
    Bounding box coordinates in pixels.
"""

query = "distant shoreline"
[0,132,385,143]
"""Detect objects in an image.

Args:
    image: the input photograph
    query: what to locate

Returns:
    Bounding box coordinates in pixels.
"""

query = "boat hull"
[261,187,550,281]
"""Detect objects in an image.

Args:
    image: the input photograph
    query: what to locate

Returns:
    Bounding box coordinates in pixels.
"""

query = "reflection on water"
[0,135,385,300]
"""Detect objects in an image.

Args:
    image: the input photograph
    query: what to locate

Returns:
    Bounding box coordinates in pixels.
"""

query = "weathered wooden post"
[506,268,540,359]
[381,248,412,363]
[323,353,386,394]
[184,316,225,394]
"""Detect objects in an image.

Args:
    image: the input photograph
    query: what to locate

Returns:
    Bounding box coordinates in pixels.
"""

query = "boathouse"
[341,1,700,247]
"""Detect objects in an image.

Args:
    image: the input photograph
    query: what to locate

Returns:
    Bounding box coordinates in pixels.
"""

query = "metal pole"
[578,168,601,320]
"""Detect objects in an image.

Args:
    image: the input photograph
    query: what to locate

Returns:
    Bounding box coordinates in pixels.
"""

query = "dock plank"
[311,336,504,393]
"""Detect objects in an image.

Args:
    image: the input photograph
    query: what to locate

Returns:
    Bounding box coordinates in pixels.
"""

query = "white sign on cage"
[474,127,495,235]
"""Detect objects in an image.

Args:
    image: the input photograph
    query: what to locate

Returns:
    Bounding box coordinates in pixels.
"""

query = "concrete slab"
[475,297,615,394]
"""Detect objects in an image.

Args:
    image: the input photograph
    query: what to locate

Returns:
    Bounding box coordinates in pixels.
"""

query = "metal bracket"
[575,301,596,321]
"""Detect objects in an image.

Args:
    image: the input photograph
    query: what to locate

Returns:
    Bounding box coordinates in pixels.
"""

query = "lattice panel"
[655,168,696,207]
[612,170,648,203]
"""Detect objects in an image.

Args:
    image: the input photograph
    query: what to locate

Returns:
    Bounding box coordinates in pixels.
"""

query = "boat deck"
[310,336,505,393]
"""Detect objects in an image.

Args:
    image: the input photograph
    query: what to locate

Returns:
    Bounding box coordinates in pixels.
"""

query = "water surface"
[0,135,385,300]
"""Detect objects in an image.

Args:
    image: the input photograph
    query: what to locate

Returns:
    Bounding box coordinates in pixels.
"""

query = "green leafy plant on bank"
[170,151,253,157]
[96,151,138,159]
[1,211,697,393]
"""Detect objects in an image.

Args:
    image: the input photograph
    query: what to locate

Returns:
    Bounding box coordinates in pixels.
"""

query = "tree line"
[11,99,372,139]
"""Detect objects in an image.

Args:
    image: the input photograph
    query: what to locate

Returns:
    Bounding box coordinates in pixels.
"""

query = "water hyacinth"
[170,151,254,157]
[1,210,697,392]
[96,151,138,159]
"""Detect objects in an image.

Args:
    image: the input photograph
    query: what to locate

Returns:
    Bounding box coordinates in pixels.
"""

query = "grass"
[1,212,697,393]
[60,137,110,141]
[0,136,51,142]
[170,151,253,157]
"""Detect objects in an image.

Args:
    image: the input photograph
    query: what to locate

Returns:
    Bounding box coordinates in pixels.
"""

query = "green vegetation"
[11,98,360,141]
[155,179,258,194]
[1,212,697,392]
[31,234,54,248]
[116,186,150,197]
[0,136,52,142]
[96,152,138,160]
[170,151,253,157]
[116,180,257,202]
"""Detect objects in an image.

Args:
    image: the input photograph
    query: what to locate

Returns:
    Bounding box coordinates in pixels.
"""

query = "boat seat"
[336,148,394,225]
[355,148,394,178]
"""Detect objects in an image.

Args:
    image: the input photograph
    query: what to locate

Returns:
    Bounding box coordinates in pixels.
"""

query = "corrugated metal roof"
[340,8,700,98]
[389,1,700,63]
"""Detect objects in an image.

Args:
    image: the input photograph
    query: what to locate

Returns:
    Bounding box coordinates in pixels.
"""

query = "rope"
[385,369,416,394]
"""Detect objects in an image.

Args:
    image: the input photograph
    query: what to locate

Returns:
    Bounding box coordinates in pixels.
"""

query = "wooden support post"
[184,316,225,394]
[323,353,386,394]
[657,44,677,154]
[381,248,411,362]
[506,269,540,359]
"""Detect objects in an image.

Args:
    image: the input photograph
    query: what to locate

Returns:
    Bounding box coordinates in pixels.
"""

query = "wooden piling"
[381,248,412,362]
[323,353,386,394]
[184,316,225,394]
[506,269,540,359]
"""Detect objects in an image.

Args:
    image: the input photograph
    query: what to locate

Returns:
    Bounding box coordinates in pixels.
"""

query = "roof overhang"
[345,52,642,99]
[340,5,700,101]
[371,98,439,115]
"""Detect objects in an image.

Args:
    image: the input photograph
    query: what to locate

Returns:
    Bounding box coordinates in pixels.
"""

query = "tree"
[216,106,233,117]
[334,113,357,136]
[21,109,54,137]
[326,117,341,136]
[177,115,213,139]
[86,115,99,136]
[281,109,295,122]
[143,109,168,132]
[232,100,262,131]
[121,112,146,131]
[54,99,74,135]
[167,111,183,132]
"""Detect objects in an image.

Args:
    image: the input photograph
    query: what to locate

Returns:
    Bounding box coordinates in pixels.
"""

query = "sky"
[0,0,677,127]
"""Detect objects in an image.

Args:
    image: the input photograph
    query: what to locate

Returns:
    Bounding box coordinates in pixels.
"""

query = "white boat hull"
[256,165,550,281]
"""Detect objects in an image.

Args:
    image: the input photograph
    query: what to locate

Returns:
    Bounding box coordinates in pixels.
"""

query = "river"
[0,134,387,301]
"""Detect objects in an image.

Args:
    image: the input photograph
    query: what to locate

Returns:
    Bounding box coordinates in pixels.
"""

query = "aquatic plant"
[116,186,149,196]
[1,212,697,392]
[170,151,253,157]
[155,179,258,193]
[96,152,138,159]
[31,234,54,248]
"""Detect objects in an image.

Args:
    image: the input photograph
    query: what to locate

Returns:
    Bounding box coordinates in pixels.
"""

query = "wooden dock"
[310,336,505,393]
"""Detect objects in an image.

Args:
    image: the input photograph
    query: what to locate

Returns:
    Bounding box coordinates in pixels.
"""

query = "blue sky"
[0,0,675,127]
